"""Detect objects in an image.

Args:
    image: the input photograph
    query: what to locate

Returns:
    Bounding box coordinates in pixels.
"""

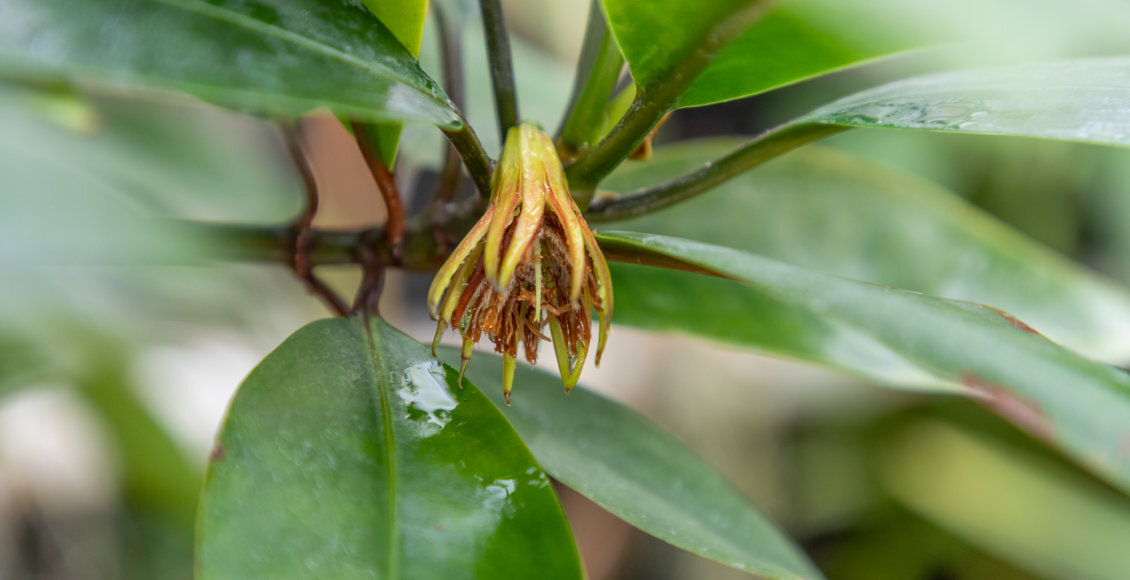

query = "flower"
[428,123,613,403]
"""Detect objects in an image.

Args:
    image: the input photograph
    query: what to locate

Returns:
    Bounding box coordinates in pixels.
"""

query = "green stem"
[442,122,494,197]
[479,0,519,140]
[585,123,847,222]
[431,2,467,205]
[565,1,771,200]
[557,0,624,154]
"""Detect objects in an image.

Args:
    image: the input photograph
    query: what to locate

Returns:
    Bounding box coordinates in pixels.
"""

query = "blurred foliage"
[4,0,1130,578]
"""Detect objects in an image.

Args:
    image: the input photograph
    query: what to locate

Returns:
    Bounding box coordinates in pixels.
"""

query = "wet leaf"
[0,0,459,126]
[601,142,1130,364]
[198,318,581,579]
[803,57,1130,148]
[443,349,825,580]
[597,231,1130,496]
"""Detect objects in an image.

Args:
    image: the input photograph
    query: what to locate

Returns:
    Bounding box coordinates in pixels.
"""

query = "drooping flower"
[428,122,613,403]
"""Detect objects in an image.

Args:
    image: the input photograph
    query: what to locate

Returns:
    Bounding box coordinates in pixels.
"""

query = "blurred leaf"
[804,57,1130,148]
[879,420,1130,579]
[0,0,459,126]
[0,113,204,266]
[0,84,293,405]
[607,262,948,390]
[198,318,581,579]
[359,0,430,163]
[77,349,201,525]
[446,349,825,580]
[597,231,1130,495]
[1,84,299,222]
[602,143,1130,363]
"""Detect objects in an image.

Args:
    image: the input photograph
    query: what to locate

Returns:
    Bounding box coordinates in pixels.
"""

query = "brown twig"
[353,229,386,317]
[281,123,350,317]
[351,121,406,259]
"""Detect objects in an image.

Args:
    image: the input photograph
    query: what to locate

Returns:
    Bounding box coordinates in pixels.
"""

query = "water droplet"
[398,361,457,436]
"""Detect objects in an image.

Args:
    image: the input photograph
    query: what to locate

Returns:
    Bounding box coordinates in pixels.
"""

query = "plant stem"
[431,2,467,206]
[564,1,770,200]
[280,124,351,316]
[585,123,847,222]
[479,0,519,140]
[351,121,405,253]
[199,194,485,270]
[442,122,493,197]
[557,0,624,154]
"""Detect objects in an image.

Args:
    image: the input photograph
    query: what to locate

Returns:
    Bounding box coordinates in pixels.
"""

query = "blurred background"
[4,0,1130,578]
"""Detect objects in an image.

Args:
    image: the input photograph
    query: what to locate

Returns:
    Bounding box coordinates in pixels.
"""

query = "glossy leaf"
[601,143,1130,364]
[803,57,1130,148]
[0,0,459,126]
[598,231,1130,495]
[198,318,581,579]
[442,349,825,580]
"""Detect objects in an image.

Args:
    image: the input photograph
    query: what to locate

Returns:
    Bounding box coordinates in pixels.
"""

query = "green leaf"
[599,0,756,92]
[600,143,1130,364]
[442,349,825,580]
[605,0,1130,109]
[0,0,459,126]
[607,261,949,390]
[76,350,201,525]
[879,420,1130,579]
[198,318,581,579]
[676,0,944,108]
[802,57,1130,148]
[0,92,206,266]
[597,231,1130,495]
[360,0,429,53]
[359,0,430,163]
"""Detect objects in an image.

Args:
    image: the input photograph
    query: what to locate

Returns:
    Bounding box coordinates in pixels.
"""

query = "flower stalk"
[428,123,613,403]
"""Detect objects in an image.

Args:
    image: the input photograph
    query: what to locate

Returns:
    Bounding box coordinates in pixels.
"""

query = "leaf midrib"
[358,317,400,578]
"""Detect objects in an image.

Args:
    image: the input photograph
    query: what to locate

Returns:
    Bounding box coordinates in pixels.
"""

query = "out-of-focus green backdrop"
[3,1,1130,578]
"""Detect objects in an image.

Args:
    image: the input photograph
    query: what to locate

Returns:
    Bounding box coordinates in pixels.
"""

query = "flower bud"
[428,123,612,403]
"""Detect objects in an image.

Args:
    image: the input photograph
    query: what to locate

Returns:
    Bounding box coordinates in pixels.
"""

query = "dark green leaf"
[803,57,1130,148]
[443,349,825,580]
[598,231,1130,495]
[198,318,581,579]
[0,0,459,125]
[601,143,1130,363]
